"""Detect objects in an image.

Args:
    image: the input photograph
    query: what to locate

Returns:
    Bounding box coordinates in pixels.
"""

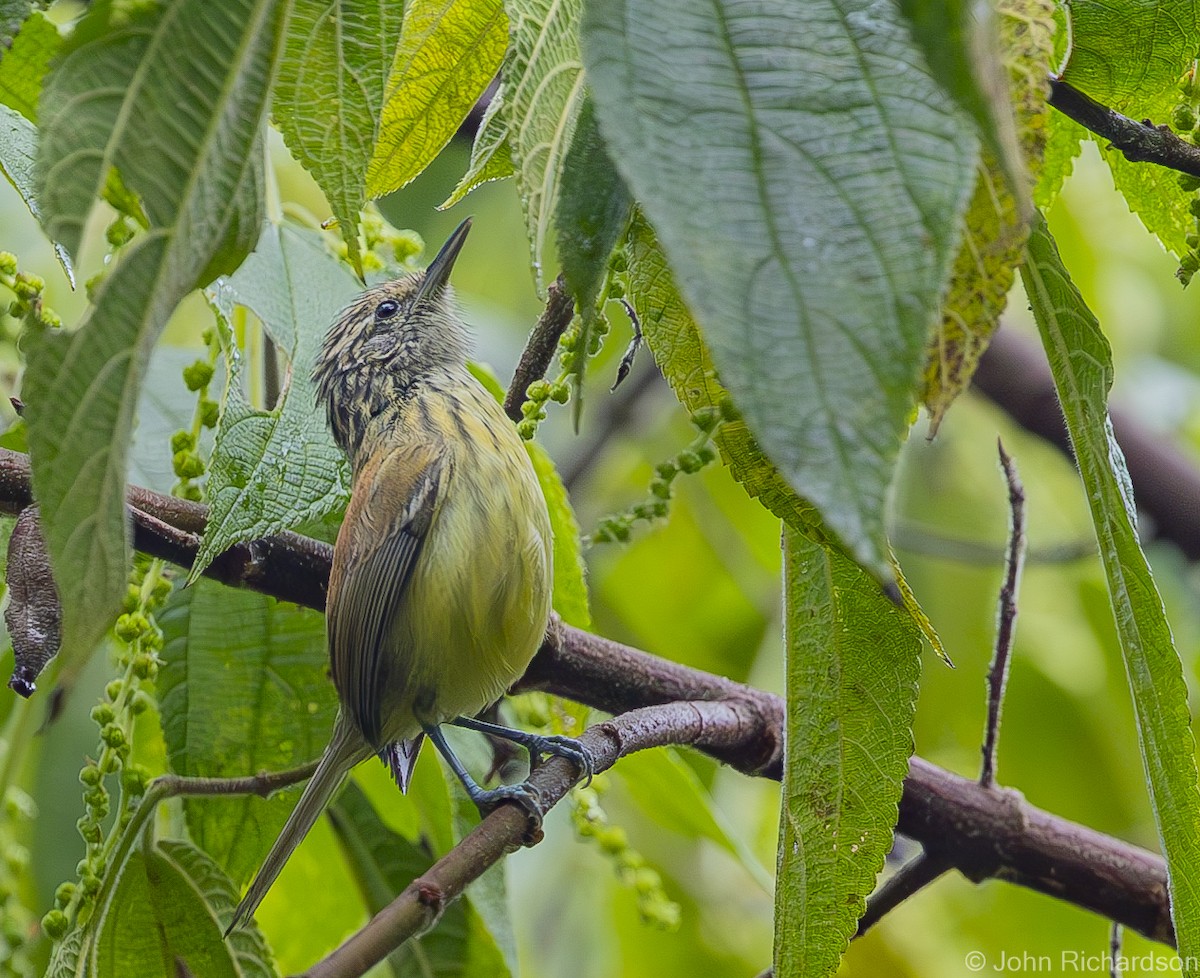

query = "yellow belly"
[372,380,553,741]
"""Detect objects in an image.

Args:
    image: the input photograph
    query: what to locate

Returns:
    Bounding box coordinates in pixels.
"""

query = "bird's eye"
[375,299,400,320]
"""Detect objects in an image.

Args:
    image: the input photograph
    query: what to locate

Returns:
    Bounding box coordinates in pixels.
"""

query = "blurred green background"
[4,123,1200,976]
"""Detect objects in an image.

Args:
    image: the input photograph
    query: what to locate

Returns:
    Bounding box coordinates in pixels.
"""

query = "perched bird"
[229,219,591,931]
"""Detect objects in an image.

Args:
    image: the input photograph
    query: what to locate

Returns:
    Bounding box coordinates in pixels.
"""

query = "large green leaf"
[366,0,507,199]
[1022,215,1200,974]
[158,578,338,885]
[583,0,977,577]
[0,8,58,122]
[1059,1,1200,111]
[194,222,359,579]
[276,0,404,277]
[92,841,272,978]
[775,528,921,978]
[25,0,282,677]
[502,0,585,285]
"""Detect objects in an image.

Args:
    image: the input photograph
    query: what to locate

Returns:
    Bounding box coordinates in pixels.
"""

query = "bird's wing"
[327,443,445,745]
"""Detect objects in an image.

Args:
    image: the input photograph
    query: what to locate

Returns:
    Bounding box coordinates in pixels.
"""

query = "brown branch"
[301,700,760,978]
[0,447,1177,951]
[1048,77,1200,178]
[856,852,950,937]
[502,274,575,422]
[973,328,1200,560]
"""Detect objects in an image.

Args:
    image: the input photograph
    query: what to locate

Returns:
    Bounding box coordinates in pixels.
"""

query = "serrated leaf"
[94,846,241,978]
[330,781,507,978]
[276,0,403,277]
[158,578,338,886]
[194,222,360,579]
[366,0,507,200]
[1035,111,1085,210]
[441,82,512,209]
[1060,1,1200,112]
[1059,2,1200,257]
[157,841,276,978]
[775,528,921,978]
[921,0,1056,432]
[1022,214,1200,976]
[0,9,58,122]
[615,748,771,891]
[626,212,841,549]
[25,0,281,678]
[0,101,73,282]
[503,0,585,285]
[584,0,977,578]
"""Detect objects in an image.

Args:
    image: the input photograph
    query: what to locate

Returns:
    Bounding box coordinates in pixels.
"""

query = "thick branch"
[1048,77,1200,178]
[302,700,760,978]
[0,448,1176,947]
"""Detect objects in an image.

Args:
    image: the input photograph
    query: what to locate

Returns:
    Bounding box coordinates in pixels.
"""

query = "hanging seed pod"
[5,505,61,697]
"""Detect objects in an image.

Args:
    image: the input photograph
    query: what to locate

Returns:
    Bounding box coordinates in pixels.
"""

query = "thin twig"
[1048,77,1200,178]
[502,275,575,423]
[856,851,951,937]
[981,440,1026,788]
[0,448,1179,948]
[301,700,761,978]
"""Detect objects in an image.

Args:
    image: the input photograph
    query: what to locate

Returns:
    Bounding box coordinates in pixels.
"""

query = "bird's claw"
[472,782,544,843]
[530,734,595,787]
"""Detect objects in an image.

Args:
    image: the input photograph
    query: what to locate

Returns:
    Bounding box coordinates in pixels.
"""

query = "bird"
[228,218,592,932]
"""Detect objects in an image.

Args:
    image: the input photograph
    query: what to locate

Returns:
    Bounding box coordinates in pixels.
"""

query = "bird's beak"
[415,218,472,306]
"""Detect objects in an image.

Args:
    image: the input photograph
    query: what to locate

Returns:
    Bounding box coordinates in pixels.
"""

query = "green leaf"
[0,101,73,282]
[194,222,359,579]
[920,0,1056,433]
[584,0,977,578]
[0,9,59,122]
[626,212,837,550]
[1060,1,1199,111]
[157,841,276,978]
[26,0,283,677]
[158,578,338,885]
[94,845,243,978]
[366,0,507,199]
[1022,214,1200,976]
[329,781,513,978]
[276,0,403,277]
[776,528,921,978]
[614,748,771,892]
[441,81,513,209]
[525,440,590,628]
[503,0,585,284]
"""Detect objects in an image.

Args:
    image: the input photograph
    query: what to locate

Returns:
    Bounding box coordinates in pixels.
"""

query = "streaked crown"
[314,219,473,463]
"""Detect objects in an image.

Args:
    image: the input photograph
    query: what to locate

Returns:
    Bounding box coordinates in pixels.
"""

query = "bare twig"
[502,275,575,423]
[0,448,1179,950]
[301,700,761,978]
[856,851,951,937]
[1048,78,1200,178]
[981,440,1026,788]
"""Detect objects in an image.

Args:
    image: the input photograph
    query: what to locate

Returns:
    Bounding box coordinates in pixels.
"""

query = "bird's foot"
[526,733,595,786]
[470,782,544,844]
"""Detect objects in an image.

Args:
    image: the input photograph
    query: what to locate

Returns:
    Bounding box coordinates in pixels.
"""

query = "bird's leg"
[449,714,594,786]
[422,724,544,828]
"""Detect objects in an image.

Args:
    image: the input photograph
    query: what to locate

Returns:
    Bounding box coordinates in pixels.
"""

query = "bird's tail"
[226,712,370,934]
